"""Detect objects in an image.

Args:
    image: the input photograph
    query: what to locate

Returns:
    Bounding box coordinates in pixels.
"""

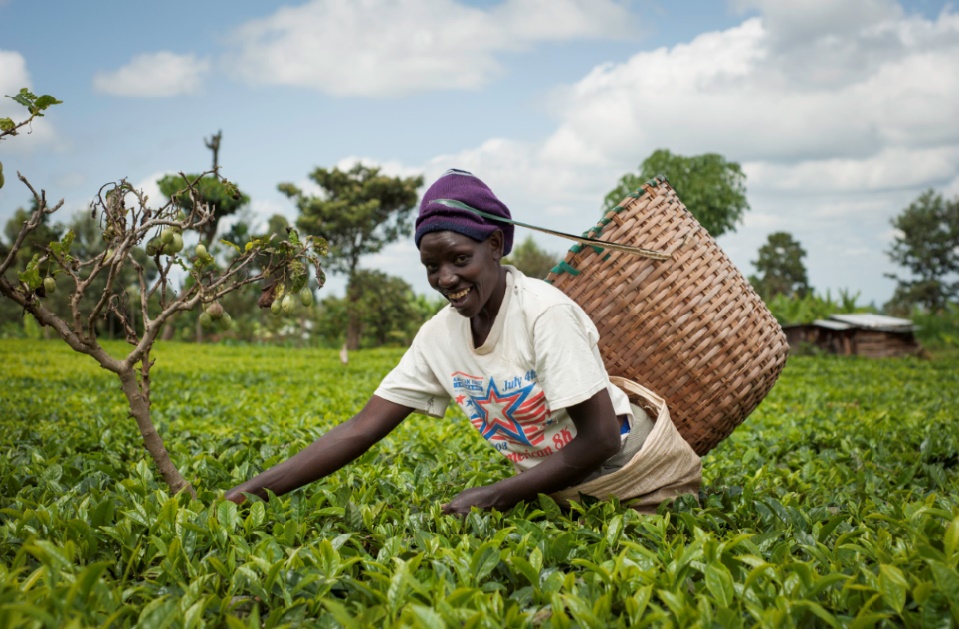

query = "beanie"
[414,169,514,255]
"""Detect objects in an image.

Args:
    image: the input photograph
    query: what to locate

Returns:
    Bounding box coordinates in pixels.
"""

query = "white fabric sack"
[551,377,702,513]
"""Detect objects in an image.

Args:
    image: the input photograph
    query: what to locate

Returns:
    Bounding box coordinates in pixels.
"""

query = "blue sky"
[2,0,957,306]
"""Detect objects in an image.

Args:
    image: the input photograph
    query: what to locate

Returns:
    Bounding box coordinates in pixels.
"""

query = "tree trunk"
[345,280,362,351]
[346,318,361,351]
[117,367,195,497]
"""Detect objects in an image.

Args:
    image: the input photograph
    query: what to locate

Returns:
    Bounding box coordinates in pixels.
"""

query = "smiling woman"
[226,169,701,515]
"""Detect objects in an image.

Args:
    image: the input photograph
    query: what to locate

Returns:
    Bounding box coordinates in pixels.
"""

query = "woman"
[226,169,700,514]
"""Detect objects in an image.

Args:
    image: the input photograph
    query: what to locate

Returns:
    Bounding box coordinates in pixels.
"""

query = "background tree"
[503,235,559,279]
[749,231,811,301]
[603,149,749,237]
[279,163,423,350]
[885,189,959,314]
[313,270,442,348]
[157,131,249,244]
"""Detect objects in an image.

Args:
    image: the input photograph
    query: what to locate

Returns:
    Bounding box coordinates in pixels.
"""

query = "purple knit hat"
[414,169,514,255]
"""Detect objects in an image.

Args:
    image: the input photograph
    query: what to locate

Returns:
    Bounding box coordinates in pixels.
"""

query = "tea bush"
[1,340,957,627]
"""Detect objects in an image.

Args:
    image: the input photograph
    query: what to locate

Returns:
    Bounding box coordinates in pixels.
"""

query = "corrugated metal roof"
[829,313,914,331]
[813,318,853,330]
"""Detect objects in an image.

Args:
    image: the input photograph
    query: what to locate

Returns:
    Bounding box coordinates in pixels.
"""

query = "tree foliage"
[157,173,249,244]
[749,231,811,301]
[603,149,749,237]
[885,189,959,313]
[314,270,444,348]
[157,131,249,244]
[280,163,423,349]
[503,236,559,280]
[281,163,423,277]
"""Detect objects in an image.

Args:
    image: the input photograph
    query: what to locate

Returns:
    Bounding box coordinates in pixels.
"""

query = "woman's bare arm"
[225,395,413,503]
[441,388,622,515]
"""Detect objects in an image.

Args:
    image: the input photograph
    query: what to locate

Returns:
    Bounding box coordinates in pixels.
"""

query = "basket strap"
[433,198,671,261]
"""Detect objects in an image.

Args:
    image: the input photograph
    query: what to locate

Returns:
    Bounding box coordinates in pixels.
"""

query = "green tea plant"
[1,341,957,626]
[0,91,327,497]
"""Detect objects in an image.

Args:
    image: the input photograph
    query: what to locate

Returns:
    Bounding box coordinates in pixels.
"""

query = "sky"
[2,0,958,307]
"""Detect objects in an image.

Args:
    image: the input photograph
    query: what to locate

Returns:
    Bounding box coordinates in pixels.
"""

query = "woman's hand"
[442,485,501,516]
[222,489,247,505]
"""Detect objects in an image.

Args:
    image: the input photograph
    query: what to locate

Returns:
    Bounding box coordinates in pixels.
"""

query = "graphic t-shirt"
[374,267,632,471]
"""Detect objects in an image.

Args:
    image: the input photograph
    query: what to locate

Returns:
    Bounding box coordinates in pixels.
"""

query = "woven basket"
[545,177,788,456]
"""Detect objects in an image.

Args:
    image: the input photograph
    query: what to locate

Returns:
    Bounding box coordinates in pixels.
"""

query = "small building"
[782,314,921,358]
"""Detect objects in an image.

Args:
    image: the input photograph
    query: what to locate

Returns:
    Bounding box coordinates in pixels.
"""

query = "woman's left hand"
[442,485,500,516]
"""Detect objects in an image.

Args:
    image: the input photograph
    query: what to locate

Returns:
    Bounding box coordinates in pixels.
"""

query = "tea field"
[1,339,957,628]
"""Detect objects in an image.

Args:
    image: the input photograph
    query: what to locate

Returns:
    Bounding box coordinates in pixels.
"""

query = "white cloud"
[92,52,211,97]
[398,4,959,305]
[131,171,168,208]
[224,0,636,97]
[0,50,58,148]
[0,50,30,113]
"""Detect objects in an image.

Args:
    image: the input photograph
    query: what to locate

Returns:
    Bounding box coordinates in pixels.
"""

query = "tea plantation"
[1,339,957,627]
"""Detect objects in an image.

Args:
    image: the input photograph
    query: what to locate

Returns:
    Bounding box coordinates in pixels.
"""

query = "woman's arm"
[441,388,622,515]
[224,395,413,504]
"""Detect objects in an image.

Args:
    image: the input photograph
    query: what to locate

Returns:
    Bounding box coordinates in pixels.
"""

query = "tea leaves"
[1,340,957,627]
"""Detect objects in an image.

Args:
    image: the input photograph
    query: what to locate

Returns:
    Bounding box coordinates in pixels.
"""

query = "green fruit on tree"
[160,228,174,245]
[281,294,294,314]
[170,233,184,254]
[199,312,213,327]
[195,243,208,259]
[299,286,314,307]
[206,302,224,320]
[43,277,56,295]
[220,313,232,330]
[271,299,282,315]
[146,237,161,256]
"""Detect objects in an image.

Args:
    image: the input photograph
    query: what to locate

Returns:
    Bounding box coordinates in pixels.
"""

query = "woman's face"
[419,230,505,318]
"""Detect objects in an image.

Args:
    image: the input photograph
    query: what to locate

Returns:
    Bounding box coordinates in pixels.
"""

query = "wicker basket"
[545,177,788,456]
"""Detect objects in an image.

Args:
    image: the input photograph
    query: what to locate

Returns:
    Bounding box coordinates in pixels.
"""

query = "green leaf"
[408,605,445,629]
[537,494,562,519]
[33,95,62,112]
[18,254,42,291]
[792,600,840,628]
[49,231,75,261]
[9,89,34,108]
[470,541,501,581]
[878,564,907,614]
[216,500,238,531]
[321,598,360,629]
[605,514,624,547]
[929,561,959,604]
[245,500,265,531]
[704,562,736,607]
[944,516,959,566]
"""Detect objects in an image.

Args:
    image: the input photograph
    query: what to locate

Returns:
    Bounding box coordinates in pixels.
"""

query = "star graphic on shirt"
[472,379,545,447]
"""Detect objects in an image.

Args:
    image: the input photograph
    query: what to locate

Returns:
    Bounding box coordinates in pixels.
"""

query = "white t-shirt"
[375,267,633,471]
